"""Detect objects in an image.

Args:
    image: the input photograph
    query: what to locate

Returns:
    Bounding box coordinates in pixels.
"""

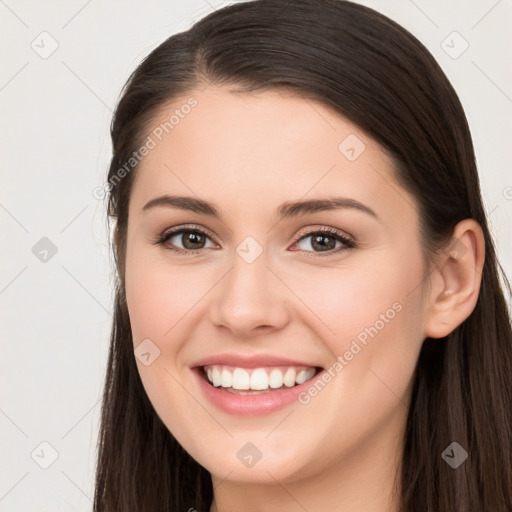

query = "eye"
[152,225,356,256]
[152,226,217,255]
[292,228,356,256]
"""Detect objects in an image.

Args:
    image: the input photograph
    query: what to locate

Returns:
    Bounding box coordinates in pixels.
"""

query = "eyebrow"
[142,194,378,220]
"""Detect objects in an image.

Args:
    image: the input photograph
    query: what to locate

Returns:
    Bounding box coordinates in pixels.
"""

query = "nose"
[208,248,291,338]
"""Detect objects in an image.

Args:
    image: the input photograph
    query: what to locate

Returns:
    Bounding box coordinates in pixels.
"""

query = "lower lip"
[192,367,319,416]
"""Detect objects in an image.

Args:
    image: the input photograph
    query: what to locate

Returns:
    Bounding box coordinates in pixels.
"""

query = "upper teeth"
[204,365,317,390]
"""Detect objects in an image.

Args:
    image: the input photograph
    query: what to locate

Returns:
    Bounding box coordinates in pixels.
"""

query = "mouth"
[198,364,323,395]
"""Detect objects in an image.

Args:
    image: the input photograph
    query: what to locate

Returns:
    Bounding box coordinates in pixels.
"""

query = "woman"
[94,0,512,510]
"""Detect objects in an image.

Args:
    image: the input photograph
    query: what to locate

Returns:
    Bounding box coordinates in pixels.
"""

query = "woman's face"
[123,86,429,486]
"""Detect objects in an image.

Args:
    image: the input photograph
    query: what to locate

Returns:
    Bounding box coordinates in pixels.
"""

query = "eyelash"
[151,224,356,257]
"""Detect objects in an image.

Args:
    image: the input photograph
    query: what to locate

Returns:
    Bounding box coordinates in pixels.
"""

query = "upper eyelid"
[165,224,218,244]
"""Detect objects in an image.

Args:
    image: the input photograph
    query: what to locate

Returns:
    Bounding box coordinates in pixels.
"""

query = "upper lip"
[192,353,322,369]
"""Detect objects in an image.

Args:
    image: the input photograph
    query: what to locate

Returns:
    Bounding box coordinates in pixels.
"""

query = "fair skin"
[119,86,484,511]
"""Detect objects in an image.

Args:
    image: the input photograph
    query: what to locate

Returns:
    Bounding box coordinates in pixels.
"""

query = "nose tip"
[208,258,290,337]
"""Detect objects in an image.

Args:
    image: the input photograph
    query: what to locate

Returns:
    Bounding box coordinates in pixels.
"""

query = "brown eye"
[309,233,338,251]
[178,231,207,250]
[155,227,216,254]
[293,229,355,256]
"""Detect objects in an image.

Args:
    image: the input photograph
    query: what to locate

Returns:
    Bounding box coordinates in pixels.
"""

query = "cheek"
[352,271,424,404]
[124,252,208,448]
[285,254,418,342]
[125,247,205,343]
[287,250,425,393]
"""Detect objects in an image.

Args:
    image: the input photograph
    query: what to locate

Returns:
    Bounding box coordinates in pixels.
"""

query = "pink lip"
[192,353,319,369]
[192,367,321,417]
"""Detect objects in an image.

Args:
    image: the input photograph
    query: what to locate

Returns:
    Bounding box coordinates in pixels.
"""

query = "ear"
[424,219,485,339]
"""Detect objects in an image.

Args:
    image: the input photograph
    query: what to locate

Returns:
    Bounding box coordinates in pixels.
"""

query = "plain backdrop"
[0,0,511,510]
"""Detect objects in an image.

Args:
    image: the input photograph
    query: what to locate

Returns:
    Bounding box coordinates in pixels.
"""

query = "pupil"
[312,234,335,251]
[183,232,205,249]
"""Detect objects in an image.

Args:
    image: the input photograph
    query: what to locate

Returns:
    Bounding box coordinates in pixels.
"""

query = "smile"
[193,363,324,416]
[202,364,320,394]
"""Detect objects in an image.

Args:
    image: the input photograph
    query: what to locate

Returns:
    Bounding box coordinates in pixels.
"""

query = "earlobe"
[424,219,485,339]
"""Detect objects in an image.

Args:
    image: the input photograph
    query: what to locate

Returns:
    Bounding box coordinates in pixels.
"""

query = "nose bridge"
[210,241,289,335]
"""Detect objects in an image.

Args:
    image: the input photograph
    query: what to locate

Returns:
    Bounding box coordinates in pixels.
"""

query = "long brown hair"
[94,1,512,510]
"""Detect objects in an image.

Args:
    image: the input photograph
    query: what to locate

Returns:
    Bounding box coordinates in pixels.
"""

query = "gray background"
[1,0,511,510]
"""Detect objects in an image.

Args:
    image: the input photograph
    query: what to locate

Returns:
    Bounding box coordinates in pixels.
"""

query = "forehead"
[129,86,416,226]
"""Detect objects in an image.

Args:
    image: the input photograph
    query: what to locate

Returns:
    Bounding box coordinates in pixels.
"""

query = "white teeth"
[283,368,296,387]
[269,368,284,388]
[232,368,250,390]
[250,369,269,390]
[221,368,232,388]
[296,369,310,384]
[203,365,317,391]
[212,367,222,387]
